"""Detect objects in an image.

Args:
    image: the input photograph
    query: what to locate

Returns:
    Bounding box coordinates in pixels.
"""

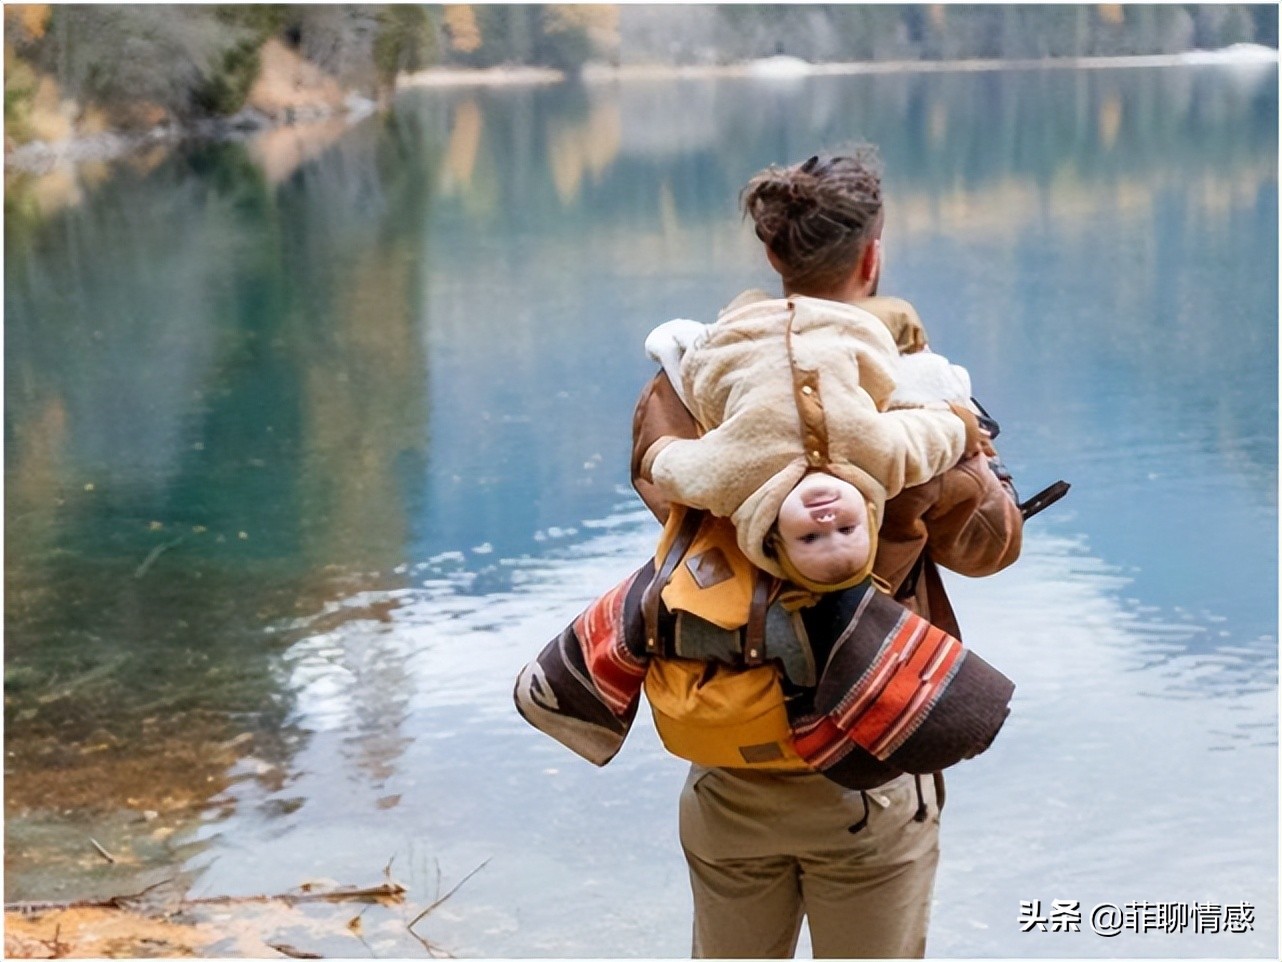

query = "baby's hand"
[644,318,707,363]
[948,402,997,460]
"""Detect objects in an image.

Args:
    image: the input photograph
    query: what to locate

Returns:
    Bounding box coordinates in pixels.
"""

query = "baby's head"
[770,472,875,590]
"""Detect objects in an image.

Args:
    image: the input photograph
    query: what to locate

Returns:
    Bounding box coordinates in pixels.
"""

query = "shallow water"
[5,62,1277,957]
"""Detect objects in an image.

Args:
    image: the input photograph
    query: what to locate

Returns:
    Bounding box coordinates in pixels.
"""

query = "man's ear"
[859,237,881,287]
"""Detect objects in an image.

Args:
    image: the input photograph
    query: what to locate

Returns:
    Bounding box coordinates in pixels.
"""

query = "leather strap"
[784,299,830,470]
[742,569,775,666]
[895,549,927,601]
[642,506,704,654]
[641,507,778,666]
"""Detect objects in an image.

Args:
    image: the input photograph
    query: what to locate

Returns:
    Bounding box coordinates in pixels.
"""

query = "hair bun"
[785,180,817,217]
[739,147,882,289]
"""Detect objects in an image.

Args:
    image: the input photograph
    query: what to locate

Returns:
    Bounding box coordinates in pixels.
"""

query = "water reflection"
[938,531,1276,959]
[5,62,1276,954]
[248,116,354,186]
[5,108,436,866]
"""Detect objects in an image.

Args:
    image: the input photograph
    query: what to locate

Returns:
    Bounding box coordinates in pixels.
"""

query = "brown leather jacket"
[631,370,1023,639]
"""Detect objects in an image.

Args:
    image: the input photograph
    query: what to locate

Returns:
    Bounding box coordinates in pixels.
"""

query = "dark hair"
[740,146,883,293]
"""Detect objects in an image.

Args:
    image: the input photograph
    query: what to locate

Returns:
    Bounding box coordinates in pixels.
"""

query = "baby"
[639,292,985,592]
[771,471,874,589]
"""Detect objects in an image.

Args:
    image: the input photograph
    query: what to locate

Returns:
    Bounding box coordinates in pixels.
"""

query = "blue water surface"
[4,61,1276,957]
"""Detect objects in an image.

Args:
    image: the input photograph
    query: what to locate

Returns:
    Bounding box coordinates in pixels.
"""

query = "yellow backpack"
[640,507,810,771]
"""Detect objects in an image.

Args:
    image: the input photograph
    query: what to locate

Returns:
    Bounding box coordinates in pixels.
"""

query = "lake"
[4,61,1277,957]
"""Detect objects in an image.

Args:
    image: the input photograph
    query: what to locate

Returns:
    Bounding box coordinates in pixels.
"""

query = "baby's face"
[776,473,872,585]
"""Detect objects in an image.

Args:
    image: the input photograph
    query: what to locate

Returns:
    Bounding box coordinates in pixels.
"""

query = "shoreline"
[577,46,1277,83]
[398,44,1277,87]
[3,99,378,177]
[397,65,565,88]
[6,45,1275,176]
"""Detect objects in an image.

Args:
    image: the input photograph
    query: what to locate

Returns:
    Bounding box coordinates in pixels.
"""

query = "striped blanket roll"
[515,567,1014,788]
[513,563,651,766]
[792,586,1014,786]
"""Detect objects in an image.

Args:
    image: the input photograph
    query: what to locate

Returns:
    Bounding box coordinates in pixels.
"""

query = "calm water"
[5,63,1277,958]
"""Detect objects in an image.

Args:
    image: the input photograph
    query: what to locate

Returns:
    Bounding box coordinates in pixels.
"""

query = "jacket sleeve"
[875,451,1023,593]
[631,371,701,523]
[645,410,793,520]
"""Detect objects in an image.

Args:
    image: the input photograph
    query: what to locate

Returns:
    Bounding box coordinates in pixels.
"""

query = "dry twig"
[134,536,185,579]
[268,943,323,959]
[404,858,489,957]
[38,923,70,959]
[88,838,117,864]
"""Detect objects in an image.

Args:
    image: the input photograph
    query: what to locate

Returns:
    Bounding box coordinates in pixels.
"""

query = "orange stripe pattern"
[574,570,649,716]
[794,606,963,765]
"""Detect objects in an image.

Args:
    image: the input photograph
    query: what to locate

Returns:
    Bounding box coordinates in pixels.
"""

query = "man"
[629,148,1023,958]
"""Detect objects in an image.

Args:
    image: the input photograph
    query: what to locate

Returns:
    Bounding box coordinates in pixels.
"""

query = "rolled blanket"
[514,567,1015,788]
[793,584,1015,788]
[513,564,651,766]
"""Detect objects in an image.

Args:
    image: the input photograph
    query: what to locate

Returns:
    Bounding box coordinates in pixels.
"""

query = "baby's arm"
[641,318,778,517]
[843,403,970,498]
[638,411,783,520]
[885,351,993,465]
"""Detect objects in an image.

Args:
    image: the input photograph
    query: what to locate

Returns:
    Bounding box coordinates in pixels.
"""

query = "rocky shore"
[4,39,377,176]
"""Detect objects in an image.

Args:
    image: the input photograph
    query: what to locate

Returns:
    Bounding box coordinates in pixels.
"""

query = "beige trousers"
[678,766,942,959]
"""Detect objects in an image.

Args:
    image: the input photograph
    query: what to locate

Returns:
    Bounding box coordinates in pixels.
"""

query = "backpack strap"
[743,569,773,666]
[895,549,927,602]
[643,507,779,666]
[642,506,704,654]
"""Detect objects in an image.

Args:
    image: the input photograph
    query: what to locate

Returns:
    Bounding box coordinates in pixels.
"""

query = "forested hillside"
[4,4,1277,147]
[619,4,1276,65]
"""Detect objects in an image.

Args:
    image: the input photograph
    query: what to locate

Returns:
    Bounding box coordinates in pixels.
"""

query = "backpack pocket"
[645,657,809,770]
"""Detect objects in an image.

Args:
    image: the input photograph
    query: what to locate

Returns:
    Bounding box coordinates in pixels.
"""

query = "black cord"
[847,790,870,834]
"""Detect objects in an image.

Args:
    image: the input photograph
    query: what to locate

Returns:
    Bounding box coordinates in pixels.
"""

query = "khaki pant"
[678,766,942,959]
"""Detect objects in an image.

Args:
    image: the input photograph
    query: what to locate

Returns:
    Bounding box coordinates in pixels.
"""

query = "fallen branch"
[7,865,479,960]
[8,894,145,915]
[7,877,175,915]
[186,882,407,908]
[6,880,406,916]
